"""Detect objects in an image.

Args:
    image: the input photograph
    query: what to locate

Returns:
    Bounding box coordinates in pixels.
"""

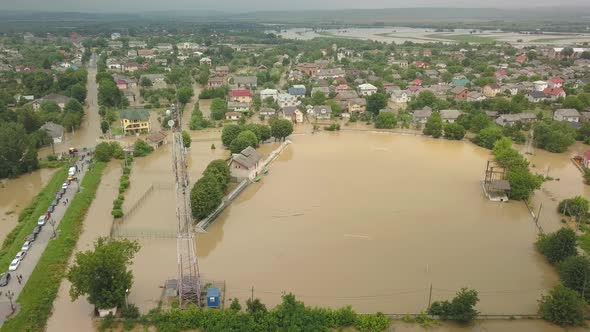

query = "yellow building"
[120,109,150,135]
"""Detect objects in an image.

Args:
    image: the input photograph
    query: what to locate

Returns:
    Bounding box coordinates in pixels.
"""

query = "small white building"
[440,109,462,123]
[229,146,263,180]
[533,80,548,92]
[40,121,65,144]
[358,83,378,96]
[260,89,278,102]
[554,108,580,122]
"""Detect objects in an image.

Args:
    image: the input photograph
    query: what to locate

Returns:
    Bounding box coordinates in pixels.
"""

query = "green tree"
[270,119,294,141]
[176,85,194,105]
[533,121,576,153]
[366,93,388,116]
[210,98,227,120]
[0,122,38,178]
[64,99,83,113]
[100,120,109,134]
[428,288,479,323]
[230,130,258,154]
[182,130,191,148]
[539,285,585,326]
[423,111,443,138]
[69,83,87,103]
[444,123,466,140]
[558,196,589,217]
[203,159,231,192]
[98,79,124,108]
[536,228,578,265]
[67,238,140,309]
[133,139,154,157]
[311,91,326,105]
[374,112,397,129]
[229,298,242,311]
[558,256,590,302]
[190,175,224,219]
[221,124,242,147]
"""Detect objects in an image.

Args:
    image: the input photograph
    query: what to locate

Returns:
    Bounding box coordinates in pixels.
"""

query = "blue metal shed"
[206,287,220,308]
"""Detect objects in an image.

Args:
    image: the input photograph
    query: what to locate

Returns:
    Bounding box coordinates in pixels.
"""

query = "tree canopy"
[539,285,586,327]
[67,238,140,309]
[423,111,443,138]
[536,228,578,265]
[270,119,294,141]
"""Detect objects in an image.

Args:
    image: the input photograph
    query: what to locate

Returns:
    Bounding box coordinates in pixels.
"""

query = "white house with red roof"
[411,78,423,86]
[548,77,565,88]
[543,87,566,100]
[515,55,527,63]
[230,89,252,103]
[414,61,429,68]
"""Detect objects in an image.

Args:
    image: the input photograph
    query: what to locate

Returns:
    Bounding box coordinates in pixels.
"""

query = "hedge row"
[112,157,132,218]
[1,162,107,332]
[0,167,68,271]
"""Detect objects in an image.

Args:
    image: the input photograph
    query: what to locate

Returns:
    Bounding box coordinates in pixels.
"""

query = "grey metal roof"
[232,146,263,169]
[40,121,64,138]
[555,108,580,117]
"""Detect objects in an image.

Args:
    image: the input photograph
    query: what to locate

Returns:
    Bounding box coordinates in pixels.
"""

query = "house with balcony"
[120,109,151,135]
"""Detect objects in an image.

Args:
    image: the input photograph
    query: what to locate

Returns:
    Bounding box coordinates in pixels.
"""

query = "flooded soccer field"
[196,131,559,314]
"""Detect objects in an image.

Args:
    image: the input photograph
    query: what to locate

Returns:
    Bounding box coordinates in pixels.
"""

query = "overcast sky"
[1,0,589,13]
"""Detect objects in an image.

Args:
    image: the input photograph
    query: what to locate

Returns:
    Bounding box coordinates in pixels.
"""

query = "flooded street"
[46,162,121,332]
[0,168,56,243]
[196,132,559,314]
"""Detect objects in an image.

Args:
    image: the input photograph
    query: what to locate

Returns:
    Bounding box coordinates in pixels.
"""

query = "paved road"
[0,55,100,324]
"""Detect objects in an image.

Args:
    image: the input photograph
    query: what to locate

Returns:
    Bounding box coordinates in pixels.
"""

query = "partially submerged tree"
[67,238,140,310]
[539,285,586,327]
[428,288,479,323]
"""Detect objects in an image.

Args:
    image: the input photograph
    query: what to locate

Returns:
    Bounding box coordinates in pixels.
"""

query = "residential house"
[311,86,330,96]
[108,41,123,49]
[485,111,499,119]
[277,93,299,108]
[548,47,589,59]
[452,77,470,87]
[483,83,502,97]
[414,61,429,68]
[260,89,278,101]
[495,113,537,126]
[516,54,528,63]
[124,90,136,103]
[156,43,173,51]
[450,87,469,100]
[137,49,155,58]
[199,57,212,66]
[120,109,151,135]
[495,69,508,81]
[207,76,226,89]
[335,84,349,92]
[534,80,548,91]
[335,90,359,102]
[233,76,257,88]
[40,122,64,144]
[288,69,304,81]
[527,91,546,103]
[411,78,423,86]
[543,87,566,100]
[146,131,167,149]
[348,98,367,113]
[129,40,148,49]
[215,66,229,77]
[316,68,345,80]
[389,60,409,68]
[259,107,277,117]
[391,90,411,104]
[554,109,580,122]
[227,101,250,113]
[548,77,564,88]
[298,63,319,76]
[358,83,378,96]
[423,49,432,57]
[440,109,462,123]
[413,107,432,124]
[230,89,252,103]
[140,74,166,85]
[127,50,138,57]
[225,111,242,121]
[288,85,306,97]
[229,146,263,181]
[30,94,70,111]
[581,111,590,123]
[308,105,332,120]
[467,91,486,102]
[281,106,303,123]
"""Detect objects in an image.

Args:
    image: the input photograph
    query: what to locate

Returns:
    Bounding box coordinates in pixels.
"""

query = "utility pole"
[535,203,543,224]
[251,286,254,303]
[428,284,432,309]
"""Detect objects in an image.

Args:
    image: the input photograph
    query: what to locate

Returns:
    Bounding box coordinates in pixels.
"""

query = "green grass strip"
[1,162,107,332]
[0,167,68,271]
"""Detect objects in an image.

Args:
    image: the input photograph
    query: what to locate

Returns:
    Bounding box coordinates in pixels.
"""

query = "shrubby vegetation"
[533,121,577,153]
[558,256,590,302]
[423,111,443,138]
[133,139,154,157]
[94,141,125,162]
[492,138,543,200]
[189,103,213,130]
[539,285,586,327]
[427,288,479,323]
[443,122,466,140]
[270,118,294,141]
[557,196,589,218]
[221,123,273,152]
[536,228,577,265]
[374,112,397,129]
[190,159,231,219]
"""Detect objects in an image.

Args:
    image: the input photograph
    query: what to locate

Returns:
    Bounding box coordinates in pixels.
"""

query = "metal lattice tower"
[169,103,201,307]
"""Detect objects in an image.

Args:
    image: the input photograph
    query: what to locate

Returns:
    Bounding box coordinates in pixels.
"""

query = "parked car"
[8,258,20,271]
[21,241,31,251]
[37,215,46,226]
[33,225,42,236]
[25,233,36,242]
[47,205,55,214]
[15,251,26,260]
[56,191,63,200]
[61,182,68,190]
[0,273,11,287]
[51,198,59,208]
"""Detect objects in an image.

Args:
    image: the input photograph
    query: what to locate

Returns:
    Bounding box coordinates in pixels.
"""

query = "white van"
[68,166,77,176]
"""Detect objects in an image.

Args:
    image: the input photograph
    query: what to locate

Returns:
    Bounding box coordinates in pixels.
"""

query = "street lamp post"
[125,288,129,307]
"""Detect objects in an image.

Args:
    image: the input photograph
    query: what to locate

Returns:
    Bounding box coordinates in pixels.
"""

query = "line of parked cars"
[1,175,71,287]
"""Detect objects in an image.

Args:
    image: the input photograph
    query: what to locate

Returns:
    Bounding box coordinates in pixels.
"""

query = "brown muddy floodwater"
[197,131,559,315]
[0,168,56,243]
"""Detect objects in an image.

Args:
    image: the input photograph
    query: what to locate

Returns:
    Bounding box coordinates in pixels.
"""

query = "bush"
[190,175,224,219]
[230,130,258,154]
[423,111,443,138]
[111,209,123,218]
[133,139,154,157]
[374,112,397,129]
[533,121,577,153]
[473,125,503,149]
[121,304,140,319]
[558,256,590,302]
[539,285,586,326]
[492,138,542,200]
[355,313,390,332]
[444,123,466,140]
[427,288,479,323]
[536,228,577,264]
[324,123,341,131]
[557,196,589,218]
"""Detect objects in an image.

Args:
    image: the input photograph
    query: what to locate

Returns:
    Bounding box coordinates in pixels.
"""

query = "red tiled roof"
[412,79,423,85]
[336,84,349,90]
[231,89,251,97]
[550,77,564,83]
[409,85,423,92]
[543,87,565,96]
[496,70,507,76]
[584,151,590,160]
